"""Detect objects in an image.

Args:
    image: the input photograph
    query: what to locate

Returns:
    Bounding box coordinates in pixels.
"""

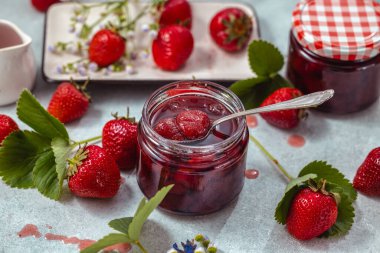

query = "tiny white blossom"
[166,249,177,253]
[141,23,150,33]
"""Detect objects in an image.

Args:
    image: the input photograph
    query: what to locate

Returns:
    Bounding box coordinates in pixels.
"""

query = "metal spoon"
[179,89,335,144]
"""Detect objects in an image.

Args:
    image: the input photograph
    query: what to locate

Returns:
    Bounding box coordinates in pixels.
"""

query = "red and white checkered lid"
[292,0,380,61]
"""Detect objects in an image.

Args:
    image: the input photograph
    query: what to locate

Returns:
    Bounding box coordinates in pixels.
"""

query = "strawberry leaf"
[80,233,132,253]
[275,174,316,224]
[17,90,69,141]
[109,217,133,234]
[320,184,355,238]
[52,137,71,192]
[298,161,357,202]
[0,131,50,189]
[248,40,284,77]
[229,77,269,97]
[128,184,174,241]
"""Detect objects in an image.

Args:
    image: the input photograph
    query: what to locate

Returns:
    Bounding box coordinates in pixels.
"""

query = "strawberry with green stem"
[249,135,356,240]
[0,90,104,200]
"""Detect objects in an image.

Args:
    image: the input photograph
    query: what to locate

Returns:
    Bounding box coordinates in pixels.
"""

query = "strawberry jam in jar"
[137,81,249,215]
[287,0,380,114]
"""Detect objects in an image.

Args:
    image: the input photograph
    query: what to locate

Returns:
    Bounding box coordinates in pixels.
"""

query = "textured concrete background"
[1,0,380,252]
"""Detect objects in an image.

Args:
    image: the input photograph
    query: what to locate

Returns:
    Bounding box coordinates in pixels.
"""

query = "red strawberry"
[88,29,126,67]
[286,186,338,240]
[158,0,192,29]
[102,112,138,171]
[209,8,253,52]
[0,115,19,145]
[152,25,194,71]
[68,145,121,198]
[47,80,90,124]
[154,117,185,141]
[260,87,304,129]
[31,0,60,12]
[176,110,210,140]
[353,147,380,196]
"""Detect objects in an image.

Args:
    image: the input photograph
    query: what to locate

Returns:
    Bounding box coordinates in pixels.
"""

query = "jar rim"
[140,80,247,154]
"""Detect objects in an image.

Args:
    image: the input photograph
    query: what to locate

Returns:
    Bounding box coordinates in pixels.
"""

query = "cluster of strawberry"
[1,80,138,199]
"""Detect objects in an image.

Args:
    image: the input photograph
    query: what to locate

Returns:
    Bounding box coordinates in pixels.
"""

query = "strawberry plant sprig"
[0,90,101,200]
[81,184,173,253]
[229,40,293,109]
[249,135,357,239]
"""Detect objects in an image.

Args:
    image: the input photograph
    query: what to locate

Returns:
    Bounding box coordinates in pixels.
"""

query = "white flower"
[141,23,150,33]
[149,30,158,39]
[195,247,206,253]
[166,249,177,253]
[126,64,137,75]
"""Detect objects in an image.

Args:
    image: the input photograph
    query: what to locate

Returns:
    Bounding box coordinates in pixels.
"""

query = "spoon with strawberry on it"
[157,89,334,144]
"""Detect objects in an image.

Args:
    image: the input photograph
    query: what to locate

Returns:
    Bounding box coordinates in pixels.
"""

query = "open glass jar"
[286,0,380,114]
[137,81,249,215]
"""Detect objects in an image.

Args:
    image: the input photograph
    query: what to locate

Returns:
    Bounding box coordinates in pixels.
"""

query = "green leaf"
[298,161,357,202]
[285,173,317,192]
[0,131,50,189]
[52,137,71,191]
[109,217,133,234]
[134,198,147,216]
[229,77,269,97]
[248,40,284,77]
[80,233,132,253]
[320,185,355,237]
[128,185,174,241]
[271,74,294,88]
[33,150,62,200]
[274,174,316,224]
[275,186,301,225]
[17,90,69,141]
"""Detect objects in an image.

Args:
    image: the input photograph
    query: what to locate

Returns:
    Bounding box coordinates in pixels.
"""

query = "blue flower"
[172,240,197,253]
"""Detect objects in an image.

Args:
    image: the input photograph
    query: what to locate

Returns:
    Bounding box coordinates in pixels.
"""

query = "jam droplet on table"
[17,224,42,238]
[245,169,259,179]
[287,134,305,148]
[246,115,258,128]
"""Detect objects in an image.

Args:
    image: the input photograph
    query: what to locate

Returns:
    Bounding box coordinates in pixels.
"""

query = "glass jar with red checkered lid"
[286,0,380,114]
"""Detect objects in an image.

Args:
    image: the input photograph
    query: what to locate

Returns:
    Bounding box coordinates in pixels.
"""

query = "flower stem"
[135,241,148,253]
[249,135,294,182]
[71,135,102,148]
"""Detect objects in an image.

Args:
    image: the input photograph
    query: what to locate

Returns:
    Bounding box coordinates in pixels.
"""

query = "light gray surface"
[1,0,380,253]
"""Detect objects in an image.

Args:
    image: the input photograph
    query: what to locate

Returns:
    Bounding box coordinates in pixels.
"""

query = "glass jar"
[137,81,249,215]
[286,0,380,114]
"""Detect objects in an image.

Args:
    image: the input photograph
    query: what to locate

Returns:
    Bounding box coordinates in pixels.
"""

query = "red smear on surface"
[17,224,42,238]
[18,225,131,252]
[246,115,258,128]
[287,134,305,148]
[120,177,126,184]
[245,169,259,179]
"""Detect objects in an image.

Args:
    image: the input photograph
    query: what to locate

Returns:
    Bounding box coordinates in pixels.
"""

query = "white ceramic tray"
[42,1,259,84]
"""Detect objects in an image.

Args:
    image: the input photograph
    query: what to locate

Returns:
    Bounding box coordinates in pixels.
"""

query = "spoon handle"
[213,89,335,126]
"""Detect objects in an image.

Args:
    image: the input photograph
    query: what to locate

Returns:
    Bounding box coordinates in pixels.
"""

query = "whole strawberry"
[102,112,138,171]
[286,186,338,240]
[68,145,121,198]
[154,117,185,141]
[31,0,59,12]
[353,147,380,196]
[260,87,304,129]
[176,110,210,140]
[47,80,90,123]
[88,29,126,67]
[210,8,253,52]
[0,114,19,145]
[158,0,192,29]
[152,25,194,71]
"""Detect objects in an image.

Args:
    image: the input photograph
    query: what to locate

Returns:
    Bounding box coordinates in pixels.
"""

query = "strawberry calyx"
[67,146,89,177]
[222,14,252,49]
[111,108,136,123]
[69,77,92,102]
[307,179,341,205]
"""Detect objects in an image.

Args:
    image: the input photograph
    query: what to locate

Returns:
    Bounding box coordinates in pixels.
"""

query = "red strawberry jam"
[137,81,249,215]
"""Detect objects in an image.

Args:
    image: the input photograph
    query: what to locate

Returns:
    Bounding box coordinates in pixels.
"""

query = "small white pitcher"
[0,20,36,106]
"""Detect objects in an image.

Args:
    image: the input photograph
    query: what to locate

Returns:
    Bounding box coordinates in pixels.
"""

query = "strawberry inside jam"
[151,96,238,145]
[137,83,248,215]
